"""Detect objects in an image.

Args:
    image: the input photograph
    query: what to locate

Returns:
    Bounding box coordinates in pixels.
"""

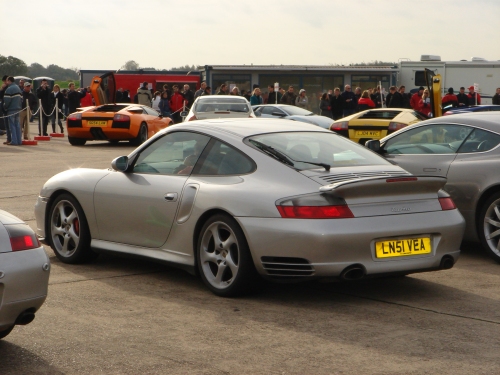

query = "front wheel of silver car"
[48,194,97,264]
[197,214,259,297]
[479,192,500,262]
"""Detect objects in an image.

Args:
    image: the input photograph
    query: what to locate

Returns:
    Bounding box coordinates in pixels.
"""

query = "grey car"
[35,119,464,297]
[0,210,50,339]
[365,112,500,261]
[252,104,334,129]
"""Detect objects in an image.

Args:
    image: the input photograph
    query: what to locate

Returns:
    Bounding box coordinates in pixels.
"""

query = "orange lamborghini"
[66,73,172,146]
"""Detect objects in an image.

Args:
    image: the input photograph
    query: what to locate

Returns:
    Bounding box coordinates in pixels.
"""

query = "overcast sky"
[4,0,500,70]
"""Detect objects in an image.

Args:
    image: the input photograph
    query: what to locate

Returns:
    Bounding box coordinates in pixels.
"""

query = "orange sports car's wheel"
[130,123,148,146]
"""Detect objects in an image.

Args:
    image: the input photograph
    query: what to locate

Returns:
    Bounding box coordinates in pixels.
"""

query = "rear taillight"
[277,205,354,219]
[113,114,130,122]
[188,115,198,121]
[439,197,456,210]
[331,121,348,132]
[5,224,41,251]
[388,122,407,133]
[67,113,81,121]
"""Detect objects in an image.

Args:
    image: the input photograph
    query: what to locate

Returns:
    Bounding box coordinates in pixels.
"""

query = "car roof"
[419,112,500,133]
[195,95,247,102]
[172,118,328,138]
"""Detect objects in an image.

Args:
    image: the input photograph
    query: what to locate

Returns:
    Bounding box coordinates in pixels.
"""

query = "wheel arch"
[475,184,500,235]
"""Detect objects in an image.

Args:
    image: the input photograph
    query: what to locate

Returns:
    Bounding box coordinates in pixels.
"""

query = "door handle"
[164,193,178,202]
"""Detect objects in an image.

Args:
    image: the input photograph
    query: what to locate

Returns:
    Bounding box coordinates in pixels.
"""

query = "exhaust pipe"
[440,255,455,270]
[15,310,35,326]
[340,264,366,281]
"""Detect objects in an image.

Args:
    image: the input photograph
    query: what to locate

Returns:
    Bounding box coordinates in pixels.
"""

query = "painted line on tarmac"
[48,270,165,285]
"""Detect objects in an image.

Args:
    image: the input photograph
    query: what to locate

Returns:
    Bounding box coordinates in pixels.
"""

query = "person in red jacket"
[356,90,375,111]
[169,85,186,124]
[80,86,93,107]
[418,89,432,116]
[410,86,424,110]
[467,85,481,105]
[442,87,458,113]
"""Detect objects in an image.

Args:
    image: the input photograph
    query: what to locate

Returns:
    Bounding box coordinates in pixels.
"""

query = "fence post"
[55,98,58,130]
[38,99,42,136]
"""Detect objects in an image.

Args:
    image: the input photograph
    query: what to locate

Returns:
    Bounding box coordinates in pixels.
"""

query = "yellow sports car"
[66,73,172,146]
[330,108,426,144]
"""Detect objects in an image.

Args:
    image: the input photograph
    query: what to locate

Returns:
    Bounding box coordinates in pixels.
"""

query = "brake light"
[188,115,197,121]
[439,197,456,210]
[5,224,41,251]
[331,121,348,132]
[67,113,81,121]
[113,114,130,122]
[388,122,407,133]
[277,205,354,219]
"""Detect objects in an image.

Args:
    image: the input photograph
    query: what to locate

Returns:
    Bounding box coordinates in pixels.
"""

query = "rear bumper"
[0,247,50,330]
[237,210,465,279]
[67,127,138,140]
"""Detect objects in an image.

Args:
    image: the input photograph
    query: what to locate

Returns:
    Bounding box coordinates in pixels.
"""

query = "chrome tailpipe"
[340,264,366,281]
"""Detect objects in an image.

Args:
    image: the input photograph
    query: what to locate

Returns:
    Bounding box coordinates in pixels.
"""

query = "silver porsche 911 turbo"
[35,119,465,296]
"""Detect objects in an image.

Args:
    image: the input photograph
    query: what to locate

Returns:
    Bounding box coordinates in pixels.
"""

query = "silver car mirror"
[365,139,381,153]
[111,156,129,172]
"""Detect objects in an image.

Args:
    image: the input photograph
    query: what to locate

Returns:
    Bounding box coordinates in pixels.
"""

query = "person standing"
[241,89,251,101]
[441,88,459,113]
[36,79,52,136]
[341,85,357,117]
[194,82,206,100]
[61,89,69,116]
[51,84,64,133]
[121,90,131,103]
[493,88,500,105]
[250,88,263,106]
[80,86,93,107]
[0,75,8,139]
[116,88,123,102]
[267,84,282,105]
[67,82,86,114]
[169,85,186,123]
[20,82,36,140]
[319,93,332,118]
[399,86,411,108]
[230,86,240,96]
[467,85,481,105]
[356,90,376,111]
[3,76,23,145]
[216,83,228,95]
[183,84,195,109]
[456,87,469,107]
[158,91,172,119]
[152,91,161,111]
[295,89,309,109]
[387,86,402,108]
[137,81,152,107]
[418,89,432,117]
[280,86,297,105]
[410,86,424,110]
[330,87,344,120]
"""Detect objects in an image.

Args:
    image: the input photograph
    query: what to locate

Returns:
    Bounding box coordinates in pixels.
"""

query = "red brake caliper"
[74,218,80,235]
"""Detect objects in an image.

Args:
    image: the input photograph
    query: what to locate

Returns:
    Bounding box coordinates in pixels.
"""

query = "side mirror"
[111,156,129,172]
[365,139,381,153]
[180,111,188,117]
[272,111,285,117]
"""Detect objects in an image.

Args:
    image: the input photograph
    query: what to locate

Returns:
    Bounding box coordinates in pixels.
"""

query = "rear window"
[195,98,250,113]
[359,110,401,120]
[246,131,390,170]
[94,105,129,112]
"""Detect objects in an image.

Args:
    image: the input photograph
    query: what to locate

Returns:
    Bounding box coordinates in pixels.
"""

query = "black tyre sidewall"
[68,137,86,146]
[478,191,500,262]
[130,123,147,146]
[196,214,258,297]
[48,193,96,264]
[0,325,14,340]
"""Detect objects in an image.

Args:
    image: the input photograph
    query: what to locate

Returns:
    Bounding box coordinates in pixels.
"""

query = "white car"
[0,209,50,339]
[184,96,255,121]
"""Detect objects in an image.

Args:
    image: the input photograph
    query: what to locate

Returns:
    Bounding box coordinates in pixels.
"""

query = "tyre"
[197,214,259,297]
[48,193,97,264]
[0,325,14,340]
[478,191,500,262]
[129,123,148,146]
[68,137,86,146]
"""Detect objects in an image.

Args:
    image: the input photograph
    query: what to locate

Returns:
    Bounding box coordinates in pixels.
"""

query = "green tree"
[0,55,28,76]
[122,60,139,70]
[27,62,46,78]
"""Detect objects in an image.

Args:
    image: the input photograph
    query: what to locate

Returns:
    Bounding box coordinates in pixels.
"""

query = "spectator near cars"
[20,82,36,140]
[418,89,432,116]
[493,88,500,105]
[371,86,383,108]
[36,79,52,136]
[169,85,186,123]
[330,87,344,120]
[266,84,282,105]
[410,86,424,110]
[295,89,308,109]
[468,85,481,105]
[230,86,240,96]
[137,81,152,107]
[216,83,228,95]
[456,87,469,107]
[386,86,403,108]
[356,90,375,111]
[250,87,263,106]
[116,88,123,102]
[399,86,412,108]
[3,76,23,145]
[183,84,195,109]
[442,87,459,113]
[80,86,93,107]
[67,82,86,114]
[241,89,251,101]
[319,93,332,118]
[280,86,297,105]
[51,84,64,133]
[152,91,161,111]
[194,81,207,100]
[158,91,172,118]
[341,85,357,117]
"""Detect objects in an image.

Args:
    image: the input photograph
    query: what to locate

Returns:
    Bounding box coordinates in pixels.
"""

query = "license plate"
[87,121,107,127]
[356,130,380,137]
[375,237,431,258]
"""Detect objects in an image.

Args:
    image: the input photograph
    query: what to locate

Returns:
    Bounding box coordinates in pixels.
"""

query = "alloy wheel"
[50,200,81,258]
[483,197,500,257]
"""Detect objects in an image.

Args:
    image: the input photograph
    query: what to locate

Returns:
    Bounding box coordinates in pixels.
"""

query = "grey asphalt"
[0,124,499,375]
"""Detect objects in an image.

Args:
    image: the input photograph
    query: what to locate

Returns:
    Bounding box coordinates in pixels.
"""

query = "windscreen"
[93,105,129,112]
[359,110,400,120]
[247,132,391,170]
[195,98,250,113]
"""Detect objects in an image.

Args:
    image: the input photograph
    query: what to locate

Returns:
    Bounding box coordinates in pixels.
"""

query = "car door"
[90,72,116,106]
[143,106,166,135]
[93,131,211,248]
[380,124,474,177]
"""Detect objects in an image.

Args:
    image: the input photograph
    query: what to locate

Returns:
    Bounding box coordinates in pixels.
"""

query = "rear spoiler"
[319,176,447,200]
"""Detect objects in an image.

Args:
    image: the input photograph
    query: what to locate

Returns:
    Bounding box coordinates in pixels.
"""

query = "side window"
[133,132,210,175]
[385,125,472,155]
[144,107,160,116]
[194,140,255,175]
[458,128,500,153]
[261,106,278,115]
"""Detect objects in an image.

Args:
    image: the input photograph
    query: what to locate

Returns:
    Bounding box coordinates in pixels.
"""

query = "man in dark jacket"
[456,87,469,107]
[3,76,23,145]
[183,84,195,109]
[36,79,52,136]
[493,88,500,105]
[194,82,206,100]
[399,86,411,108]
[280,86,297,105]
[20,82,37,140]
[67,82,86,114]
[387,86,403,108]
[329,87,344,120]
[0,75,7,137]
[341,85,357,117]
[266,85,282,105]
